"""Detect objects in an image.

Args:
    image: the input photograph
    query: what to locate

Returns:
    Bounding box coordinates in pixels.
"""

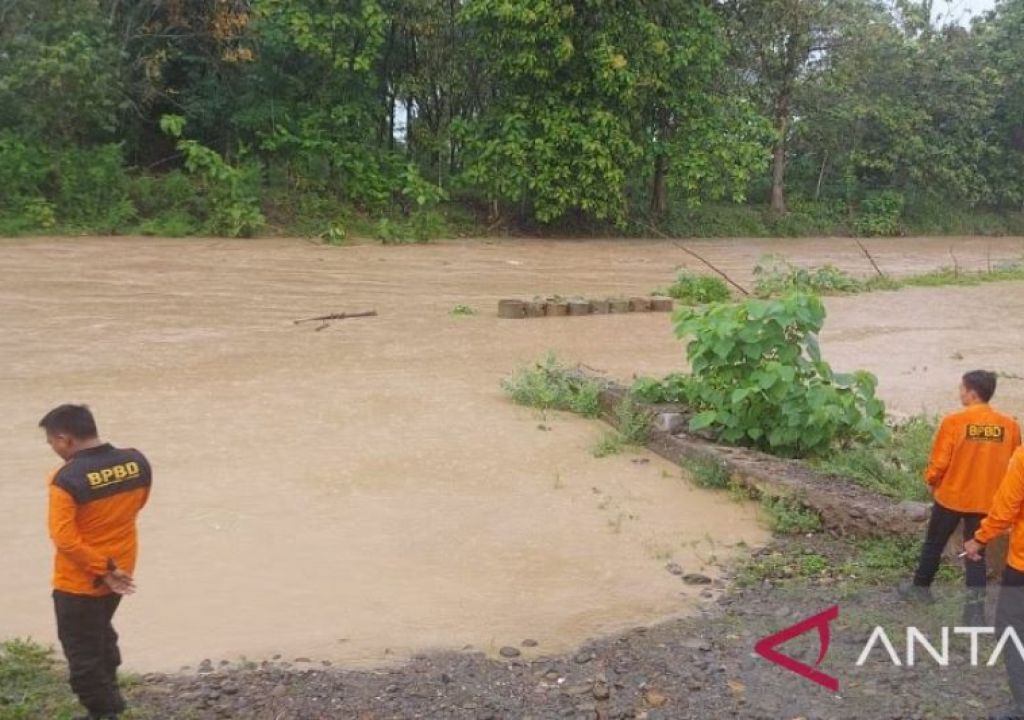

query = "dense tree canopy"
[0,0,1021,237]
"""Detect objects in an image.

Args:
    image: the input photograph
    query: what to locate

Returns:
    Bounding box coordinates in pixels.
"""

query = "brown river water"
[1,235,1022,671]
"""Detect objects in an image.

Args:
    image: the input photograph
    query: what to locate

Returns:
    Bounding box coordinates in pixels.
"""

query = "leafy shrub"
[813,416,936,501]
[854,190,905,237]
[662,202,770,237]
[138,209,201,238]
[684,457,730,489]
[658,272,731,304]
[160,115,264,237]
[760,495,823,534]
[0,639,80,717]
[53,143,135,232]
[752,254,864,297]
[673,292,888,457]
[631,373,696,404]
[502,353,604,417]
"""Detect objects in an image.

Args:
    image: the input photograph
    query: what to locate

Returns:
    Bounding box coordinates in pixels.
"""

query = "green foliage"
[161,116,265,238]
[752,255,863,297]
[630,373,695,405]
[592,434,625,458]
[674,293,888,458]
[683,457,730,490]
[0,639,80,719]
[658,272,731,305]
[814,416,936,501]
[736,547,832,586]
[502,354,603,418]
[318,223,348,246]
[614,397,651,445]
[760,495,823,534]
[450,304,476,317]
[853,190,905,237]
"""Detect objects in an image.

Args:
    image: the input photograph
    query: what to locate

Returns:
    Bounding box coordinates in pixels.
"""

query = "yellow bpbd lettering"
[88,462,141,489]
[967,424,1005,442]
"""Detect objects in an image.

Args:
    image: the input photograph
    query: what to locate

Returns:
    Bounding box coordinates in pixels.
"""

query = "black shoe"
[897,581,935,604]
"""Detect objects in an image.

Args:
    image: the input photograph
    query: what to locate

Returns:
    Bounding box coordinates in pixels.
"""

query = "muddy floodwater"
[1,235,1022,672]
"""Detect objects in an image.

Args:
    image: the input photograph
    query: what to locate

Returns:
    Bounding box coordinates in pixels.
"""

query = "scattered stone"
[573,651,594,664]
[500,646,522,658]
[654,413,686,434]
[592,682,611,701]
[522,639,539,647]
[498,299,527,319]
[568,300,592,316]
[682,573,712,585]
[198,659,214,674]
[665,562,684,576]
[525,301,546,318]
[545,300,569,317]
[643,688,669,708]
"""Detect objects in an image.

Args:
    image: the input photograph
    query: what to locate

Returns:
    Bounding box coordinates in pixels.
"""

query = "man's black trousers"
[996,566,1024,712]
[53,590,125,717]
[913,501,987,588]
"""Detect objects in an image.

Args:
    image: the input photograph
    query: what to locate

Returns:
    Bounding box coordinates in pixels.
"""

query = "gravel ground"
[125,534,1017,720]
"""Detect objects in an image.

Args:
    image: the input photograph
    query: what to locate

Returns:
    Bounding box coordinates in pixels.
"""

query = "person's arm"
[925,417,955,488]
[48,484,109,577]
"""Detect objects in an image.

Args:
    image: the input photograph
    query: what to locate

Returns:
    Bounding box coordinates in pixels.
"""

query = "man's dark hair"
[38,404,98,439]
[963,370,997,403]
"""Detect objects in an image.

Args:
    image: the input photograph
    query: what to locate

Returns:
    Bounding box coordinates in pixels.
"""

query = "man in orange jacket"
[41,405,151,720]
[905,371,1020,609]
[965,447,1024,719]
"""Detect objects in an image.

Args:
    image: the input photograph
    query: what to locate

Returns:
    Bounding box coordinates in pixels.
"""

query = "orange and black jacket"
[976,448,1024,572]
[47,444,151,596]
[926,404,1021,514]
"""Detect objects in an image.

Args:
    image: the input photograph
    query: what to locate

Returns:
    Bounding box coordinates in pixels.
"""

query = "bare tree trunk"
[770,103,789,214]
[651,152,668,216]
[814,150,829,201]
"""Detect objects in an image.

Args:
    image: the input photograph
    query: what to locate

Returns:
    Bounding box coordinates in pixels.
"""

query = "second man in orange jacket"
[906,370,1021,604]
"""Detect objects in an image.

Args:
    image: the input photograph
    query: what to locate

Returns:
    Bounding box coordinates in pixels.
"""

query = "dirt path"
[1,235,1022,674]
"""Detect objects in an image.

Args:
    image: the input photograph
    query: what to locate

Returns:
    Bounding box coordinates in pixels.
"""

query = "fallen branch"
[294,310,378,330]
[644,223,750,296]
[853,238,886,278]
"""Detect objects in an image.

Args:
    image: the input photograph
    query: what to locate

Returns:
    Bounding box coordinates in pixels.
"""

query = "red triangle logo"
[754,605,839,691]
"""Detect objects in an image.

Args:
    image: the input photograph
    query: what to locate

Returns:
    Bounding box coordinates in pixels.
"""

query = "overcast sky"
[937,0,996,23]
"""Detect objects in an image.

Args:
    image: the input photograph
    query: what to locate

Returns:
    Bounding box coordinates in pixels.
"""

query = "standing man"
[965,446,1024,720]
[40,404,151,720]
[904,371,1020,614]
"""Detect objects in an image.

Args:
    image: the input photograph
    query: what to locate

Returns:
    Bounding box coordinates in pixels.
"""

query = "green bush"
[161,115,264,238]
[814,416,935,501]
[854,190,905,237]
[631,373,696,404]
[138,209,201,238]
[658,272,731,304]
[52,144,135,232]
[760,495,823,534]
[673,292,888,457]
[0,639,80,719]
[683,457,730,489]
[752,254,864,297]
[502,353,604,417]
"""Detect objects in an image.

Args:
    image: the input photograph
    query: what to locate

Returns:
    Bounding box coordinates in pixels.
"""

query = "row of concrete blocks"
[498,296,674,319]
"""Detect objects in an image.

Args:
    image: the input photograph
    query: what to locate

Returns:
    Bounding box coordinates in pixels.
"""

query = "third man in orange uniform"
[904,370,1020,610]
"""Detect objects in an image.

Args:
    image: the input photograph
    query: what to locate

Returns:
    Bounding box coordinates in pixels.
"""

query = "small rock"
[573,651,594,664]
[682,573,712,585]
[198,659,214,674]
[592,683,611,701]
[522,639,539,647]
[665,562,684,576]
[271,684,287,697]
[500,646,522,658]
[644,688,669,707]
[294,657,311,663]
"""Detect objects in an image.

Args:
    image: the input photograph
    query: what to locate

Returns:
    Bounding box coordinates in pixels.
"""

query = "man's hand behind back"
[102,567,136,595]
